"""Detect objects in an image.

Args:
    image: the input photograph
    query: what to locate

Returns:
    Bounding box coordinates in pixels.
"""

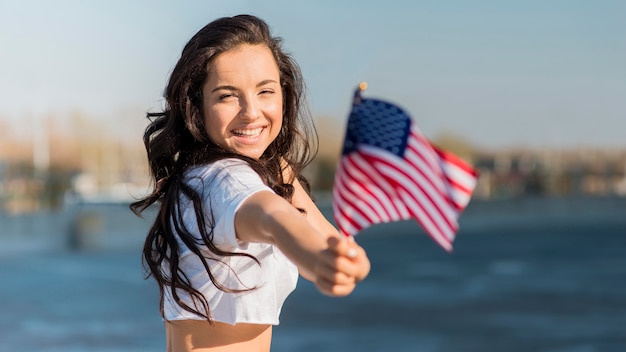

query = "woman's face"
[202,44,283,159]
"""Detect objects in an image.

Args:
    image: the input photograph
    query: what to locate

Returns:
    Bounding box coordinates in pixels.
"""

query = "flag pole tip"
[353,82,367,105]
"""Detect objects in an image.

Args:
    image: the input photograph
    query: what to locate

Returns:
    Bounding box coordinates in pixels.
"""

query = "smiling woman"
[202,44,283,160]
[129,14,370,352]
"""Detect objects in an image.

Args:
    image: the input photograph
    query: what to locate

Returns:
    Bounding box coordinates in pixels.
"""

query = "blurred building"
[0,112,150,214]
[2,111,626,214]
[473,148,626,199]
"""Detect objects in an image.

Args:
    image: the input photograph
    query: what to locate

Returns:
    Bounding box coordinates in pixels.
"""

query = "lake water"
[0,197,625,351]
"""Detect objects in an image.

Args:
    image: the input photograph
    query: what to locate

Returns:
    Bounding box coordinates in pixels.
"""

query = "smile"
[232,127,264,137]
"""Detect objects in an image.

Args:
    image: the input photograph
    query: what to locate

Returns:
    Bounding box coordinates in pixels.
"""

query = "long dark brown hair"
[130,14,317,322]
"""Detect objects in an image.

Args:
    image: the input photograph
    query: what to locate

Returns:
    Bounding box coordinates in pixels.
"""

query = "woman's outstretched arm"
[235,190,370,296]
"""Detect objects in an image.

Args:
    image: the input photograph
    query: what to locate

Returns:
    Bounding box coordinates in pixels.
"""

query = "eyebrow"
[210,79,278,94]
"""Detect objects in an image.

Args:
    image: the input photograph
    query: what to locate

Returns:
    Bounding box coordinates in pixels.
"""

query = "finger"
[315,278,356,297]
[327,244,370,283]
[317,250,363,280]
[327,236,358,259]
[315,260,356,285]
[326,236,341,253]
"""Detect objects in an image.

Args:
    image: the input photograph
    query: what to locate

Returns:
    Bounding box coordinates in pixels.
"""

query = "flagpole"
[335,82,369,238]
[334,82,479,251]
[353,81,368,105]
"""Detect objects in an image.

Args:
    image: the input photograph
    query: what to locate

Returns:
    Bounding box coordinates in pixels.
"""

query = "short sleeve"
[166,159,299,325]
[183,159,273,250]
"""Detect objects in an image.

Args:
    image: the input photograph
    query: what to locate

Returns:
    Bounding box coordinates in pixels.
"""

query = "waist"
[166,320,272,351]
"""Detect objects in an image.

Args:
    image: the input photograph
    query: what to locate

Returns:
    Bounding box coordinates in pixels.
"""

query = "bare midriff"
[166,320,272,352]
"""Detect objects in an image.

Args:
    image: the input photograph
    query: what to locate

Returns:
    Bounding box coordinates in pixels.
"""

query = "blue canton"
[342,98,411,157]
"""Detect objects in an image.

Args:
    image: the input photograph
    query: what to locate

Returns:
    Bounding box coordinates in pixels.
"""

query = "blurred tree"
[432,131,477,163]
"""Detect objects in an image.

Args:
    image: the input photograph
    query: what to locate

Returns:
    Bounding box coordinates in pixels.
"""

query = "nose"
[239,96,260,121]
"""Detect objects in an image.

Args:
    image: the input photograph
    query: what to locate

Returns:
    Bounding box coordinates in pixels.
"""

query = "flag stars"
[333,94,478,253]
[342,99,412,157]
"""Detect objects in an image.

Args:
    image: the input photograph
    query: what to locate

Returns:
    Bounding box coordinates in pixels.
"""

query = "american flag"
[332,89,478,252]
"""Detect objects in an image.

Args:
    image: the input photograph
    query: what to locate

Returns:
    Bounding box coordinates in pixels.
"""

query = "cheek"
[272,111,284,136]
[204,106,228,130]
[269,100,284,126]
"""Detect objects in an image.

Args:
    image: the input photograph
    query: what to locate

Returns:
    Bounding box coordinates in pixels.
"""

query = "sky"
[1,0,625,149]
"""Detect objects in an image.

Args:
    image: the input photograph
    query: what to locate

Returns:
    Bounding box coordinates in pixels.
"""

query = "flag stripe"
[439,159,478,196]
[405,135,462,211]
[405,143,463,213]
[398,188,453,251]
[338,156,395,222]
[333,95,478,251]
[333,185,374,234]
[349,154,404,214]
[434,150,477,194]
[359,145,458,232]
[375,158,458,239]
[346,154,406,221]
[334,151,414,237]
[334,166,382,225]
[433,145,479,176]
[407,134,477,209]
[333,200,361,236]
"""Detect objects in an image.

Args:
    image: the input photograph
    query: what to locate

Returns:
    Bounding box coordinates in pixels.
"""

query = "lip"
[232,126,264,136]
[230,126,267,144]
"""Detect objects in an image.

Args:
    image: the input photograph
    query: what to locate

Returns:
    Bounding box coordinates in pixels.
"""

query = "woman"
[131,14,370,351]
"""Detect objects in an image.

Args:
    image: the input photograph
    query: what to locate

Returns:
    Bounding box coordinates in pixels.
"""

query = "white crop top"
[162,159,299,325]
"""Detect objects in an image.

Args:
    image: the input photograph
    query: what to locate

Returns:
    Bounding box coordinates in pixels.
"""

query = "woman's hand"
[314,236,370,296]
[236,189,370,297]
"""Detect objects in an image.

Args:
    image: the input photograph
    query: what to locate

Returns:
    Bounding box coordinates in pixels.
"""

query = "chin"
[234,150,263,160]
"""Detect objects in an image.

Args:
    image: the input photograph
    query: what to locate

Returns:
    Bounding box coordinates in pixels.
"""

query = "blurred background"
[0,1,624,351]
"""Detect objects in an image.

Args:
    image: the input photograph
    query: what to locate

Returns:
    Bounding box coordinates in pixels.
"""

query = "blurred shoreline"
[1,195,625,256]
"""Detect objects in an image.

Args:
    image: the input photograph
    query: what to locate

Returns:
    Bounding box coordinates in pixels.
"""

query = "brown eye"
[218,93,236,101]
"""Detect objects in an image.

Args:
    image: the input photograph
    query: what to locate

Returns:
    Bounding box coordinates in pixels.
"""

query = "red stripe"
[360,150,457,235]
[361,145,460,242]
[334,189,379,226]
[405,143,464,213]
[332,101,478,251]
[433,150,477,198]
[334,155,407,236]
[399,188,454,251]
[406,135,454,201]
[406,134,474,210]
[333,178,368,235]
[335,205,361,237]
[340,156,396,222]
[432,145,479,177]
[334,165,381,224]
[398,183,455,242]
[346,153,406,221]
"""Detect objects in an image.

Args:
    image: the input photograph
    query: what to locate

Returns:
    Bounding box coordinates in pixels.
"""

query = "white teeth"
[233,127,263,137]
